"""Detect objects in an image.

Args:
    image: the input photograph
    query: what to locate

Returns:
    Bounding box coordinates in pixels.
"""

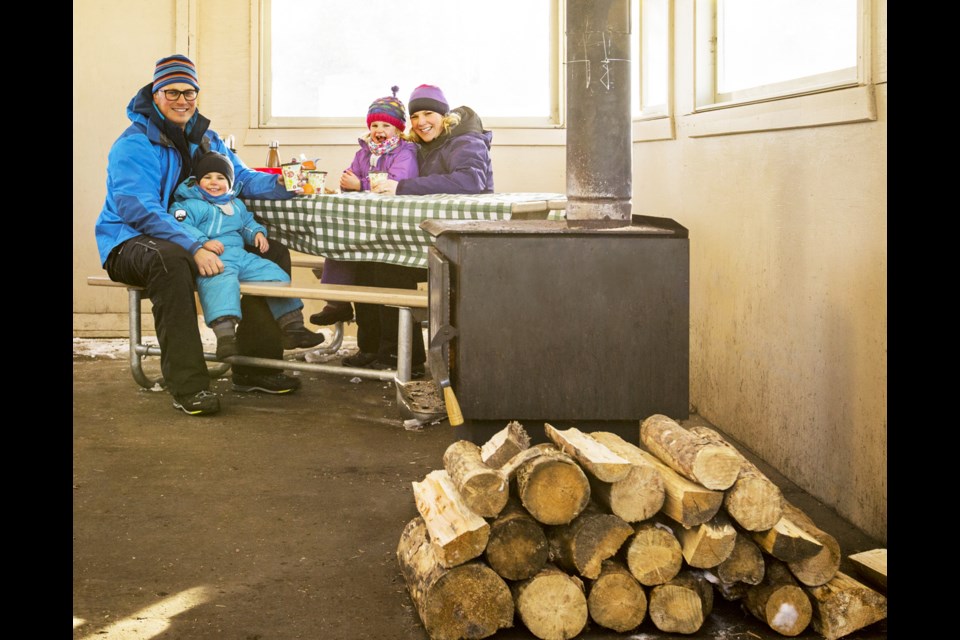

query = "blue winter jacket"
[396,106,494,195]
[94,83,292,266]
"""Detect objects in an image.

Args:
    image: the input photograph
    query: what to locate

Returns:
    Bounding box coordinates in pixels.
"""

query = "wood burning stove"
[423,215,689,444]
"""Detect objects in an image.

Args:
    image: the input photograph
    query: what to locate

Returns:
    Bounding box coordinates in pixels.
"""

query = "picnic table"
[243,191,567,269]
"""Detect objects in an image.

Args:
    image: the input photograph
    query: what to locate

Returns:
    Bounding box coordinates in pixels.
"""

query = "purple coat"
[397,106,494,195]
[346,138,419,191]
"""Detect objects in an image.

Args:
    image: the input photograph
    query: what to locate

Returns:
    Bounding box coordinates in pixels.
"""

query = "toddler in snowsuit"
[169,151,324,360]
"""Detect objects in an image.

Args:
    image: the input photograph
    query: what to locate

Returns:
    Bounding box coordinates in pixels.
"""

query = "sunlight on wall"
[75,586,213,640]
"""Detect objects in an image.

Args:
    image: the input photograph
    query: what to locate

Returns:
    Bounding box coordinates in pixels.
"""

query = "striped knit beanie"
[153,54,200,93]
[366,86,407,131]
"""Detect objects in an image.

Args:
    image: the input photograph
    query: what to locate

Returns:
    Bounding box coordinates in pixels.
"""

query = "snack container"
[281,162,303,191]
[306,170,327,191]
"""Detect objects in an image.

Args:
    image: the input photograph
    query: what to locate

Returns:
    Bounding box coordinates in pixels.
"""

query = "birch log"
[805,571,888,640]
[412,469,489,568]
[511,564,588,640]
[620,519,683,586]
[640,414,743,490]
[647,569,715,634]
[480,421,531,469]
[443,440,509,518]
[546,502,634,579]
[513,446,591,525]
[744,558,813,637]
[396,516,514,640]
[586,559,647,633]
[544,424,632,483]
[484,496,549,581]
[687,425,784,531]
[588,431,666,522]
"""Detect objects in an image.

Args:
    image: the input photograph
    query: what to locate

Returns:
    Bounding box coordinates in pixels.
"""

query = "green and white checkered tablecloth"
[244,192,566,269]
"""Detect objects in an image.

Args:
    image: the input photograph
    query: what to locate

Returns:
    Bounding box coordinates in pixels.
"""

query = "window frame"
[684,0,876,137]
[250,0,567,142]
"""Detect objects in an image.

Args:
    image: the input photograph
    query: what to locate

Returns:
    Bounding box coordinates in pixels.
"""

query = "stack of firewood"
[396,416,887,640]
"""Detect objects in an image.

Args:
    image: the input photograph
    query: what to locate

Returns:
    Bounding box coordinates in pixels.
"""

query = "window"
[695,0,862,110]
[634,0,670,119]
[687,0,874,136]
[260,0,561,128]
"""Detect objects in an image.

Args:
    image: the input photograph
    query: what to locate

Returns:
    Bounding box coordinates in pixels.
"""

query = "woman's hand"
[340,169,361,191]
[373,179,399,195]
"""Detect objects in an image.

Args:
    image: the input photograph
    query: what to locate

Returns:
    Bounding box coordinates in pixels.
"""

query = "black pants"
[105,235,290,396]
[374,263,427,365]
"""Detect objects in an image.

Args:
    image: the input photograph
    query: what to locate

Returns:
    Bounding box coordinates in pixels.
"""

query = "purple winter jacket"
[346,137,419,191]
[396,106,494,195]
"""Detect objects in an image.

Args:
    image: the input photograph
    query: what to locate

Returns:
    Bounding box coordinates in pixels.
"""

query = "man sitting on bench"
[94,54,304,416]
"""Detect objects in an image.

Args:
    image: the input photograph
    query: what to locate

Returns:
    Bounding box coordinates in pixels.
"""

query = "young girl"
[309,86,419,329]
[169,151,325,362]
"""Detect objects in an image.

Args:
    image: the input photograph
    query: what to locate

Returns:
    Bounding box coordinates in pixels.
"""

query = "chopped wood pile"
[396,416,887,640]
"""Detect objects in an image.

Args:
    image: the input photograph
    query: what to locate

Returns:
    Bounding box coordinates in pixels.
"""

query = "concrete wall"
[73,0,886,543]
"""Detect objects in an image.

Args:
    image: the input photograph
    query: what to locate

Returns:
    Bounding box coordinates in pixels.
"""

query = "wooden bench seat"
[87,272,428,390]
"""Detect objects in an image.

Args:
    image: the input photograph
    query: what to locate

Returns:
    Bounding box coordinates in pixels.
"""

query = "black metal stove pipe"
[565,0,632,223]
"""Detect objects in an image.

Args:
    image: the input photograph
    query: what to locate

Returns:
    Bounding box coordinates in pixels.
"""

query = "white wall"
[73,0,886,543]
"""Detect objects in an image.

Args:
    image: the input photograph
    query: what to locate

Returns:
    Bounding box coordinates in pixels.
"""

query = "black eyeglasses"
[159,88,199,101]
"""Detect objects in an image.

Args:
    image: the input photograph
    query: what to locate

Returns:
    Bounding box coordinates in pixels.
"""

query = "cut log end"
[763,586,813,637]
[421,564,515,640]
[691,446,743,490]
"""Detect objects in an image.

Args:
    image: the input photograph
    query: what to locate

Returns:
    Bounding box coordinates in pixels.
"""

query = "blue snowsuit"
[169,180,303,326]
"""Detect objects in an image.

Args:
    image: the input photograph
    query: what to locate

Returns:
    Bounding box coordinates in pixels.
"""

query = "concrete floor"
[73,342,887,640]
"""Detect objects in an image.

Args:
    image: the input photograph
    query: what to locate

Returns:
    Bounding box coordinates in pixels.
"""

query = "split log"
[647,569,714,634]
[804,571,888,640]
[443,440,509,518]
[588,431,666,522]
[677,510,738,569]
[781,500,841,587]
[513,445,591,525]
[499,442,557,480]
[620,519,683,586]
[640,414,743,490]
[848,548,887,592]
[484,496,549,581]
[547,502,634,579]
[687,425,783,531]
[606,435,721,527]
[586,559,647,632]
[480,421,531,469]
[715,531,765,586]
[544,424,632,483]
[744,558,813,637]
[511,564,588,640]
[412,469,489,568]
[396,516,514,640]
[750,513,824,563]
